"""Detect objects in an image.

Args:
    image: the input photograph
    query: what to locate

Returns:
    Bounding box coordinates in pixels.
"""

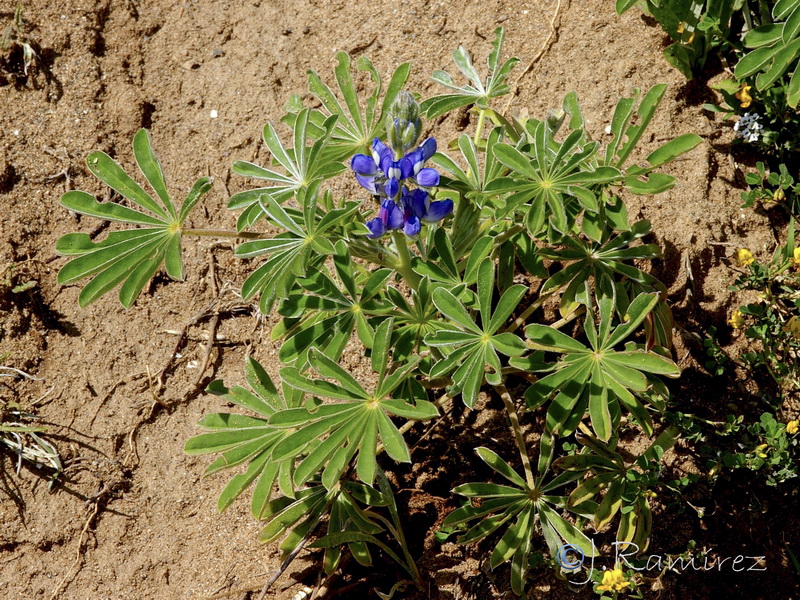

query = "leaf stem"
[502,290,557,334]
[391,231,421,290]
[182,228,264,239]
[474,108,487,147]
[497,383,535,489]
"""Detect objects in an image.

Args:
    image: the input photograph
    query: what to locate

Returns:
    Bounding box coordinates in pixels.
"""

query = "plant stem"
[497,383,536,488]
[182,228,264,239]
[502,290,557,334]
[474,108,487,147]
[392,231,421,290]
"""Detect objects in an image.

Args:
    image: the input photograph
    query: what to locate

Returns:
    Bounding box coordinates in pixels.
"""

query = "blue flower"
[403,188,453,235]
[366,188,453,239]
[351,137,439,199]
[365,197,405,238]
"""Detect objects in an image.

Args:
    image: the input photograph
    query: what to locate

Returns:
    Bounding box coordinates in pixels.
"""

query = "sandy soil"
[0,1,796,599]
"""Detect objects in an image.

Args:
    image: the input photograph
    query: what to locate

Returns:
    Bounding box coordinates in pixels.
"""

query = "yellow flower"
[783,316,800,340]
[735,248,755,267]
[793,247,800,269]
[597,567,632,593]
[773,188,786,202]
[728,310,745,329]
[736,84,753,108]
[786,420,799,435]
[677,22,685,34]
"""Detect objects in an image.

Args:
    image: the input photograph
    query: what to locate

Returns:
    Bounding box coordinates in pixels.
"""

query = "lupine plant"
[55,29,702,594]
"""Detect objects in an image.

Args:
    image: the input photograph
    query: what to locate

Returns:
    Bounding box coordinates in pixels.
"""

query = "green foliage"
[742,160,800,218]
[55,130,213,307]
[443,441,593,595]
[519,292,680,441]
[737,0,800,107]
[56,31,704,593]
[425,258,527,407]
[420,27,519,118]
[730,220,800,391]
[617,0,747,78]
[554,428,677,553]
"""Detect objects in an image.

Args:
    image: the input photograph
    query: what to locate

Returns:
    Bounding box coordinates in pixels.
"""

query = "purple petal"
[422,199,454,222]
[366,217,386,238]
[404,215,421,237]
[356,173,378,194]
[398,155,416,179]
[404,149,425,175]
[407,189,428,220]
[385,178,400,199]
[351,154,378,175]
[371,138,389,162]
[419,137,437,160]
[415,168,440,188]
[381,198,405,229]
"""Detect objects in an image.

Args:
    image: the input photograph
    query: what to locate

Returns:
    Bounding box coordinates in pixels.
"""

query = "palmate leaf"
[235,185,361,313]
[425,258,527,407]
[183,357,303,518]
[229,109,347,231]
[411,229,495,303]
[258,479,384,562]
[538,215,675,351]
[420,27,519,118]
[444,443,590,595]
[521,292,680,441]
[385,277,442,361]
[431,128,510,200]
[275,241,392,367]
[490,119,623,235]
[283,52,410,163]
[554,428,677,552]
[56,129,212,308]
[270,330,438,489]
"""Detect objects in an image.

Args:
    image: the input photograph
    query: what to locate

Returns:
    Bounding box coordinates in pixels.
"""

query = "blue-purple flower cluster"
[352,137,453,238]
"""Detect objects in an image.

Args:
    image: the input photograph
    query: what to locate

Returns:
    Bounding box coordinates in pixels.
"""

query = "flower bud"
[386,91,422,156]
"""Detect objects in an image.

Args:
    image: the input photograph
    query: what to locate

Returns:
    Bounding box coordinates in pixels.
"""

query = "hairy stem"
[392,231,421,290]
[474,108,487,147]
[182,228,264,239]
[497,383,535,488]
[502,290,557,334]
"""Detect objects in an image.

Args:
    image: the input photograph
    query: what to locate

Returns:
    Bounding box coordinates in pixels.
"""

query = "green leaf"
[524,324,589,353]
[133,129,176,218]
[606,351,680,377]
[735,45,782,79]
[60,190,164,227]
[85,152,170,221]
[615,0,640,14]
[432,288,482,334]
[376,410,410,463]
[646,134,702,167]
[476,447,527,488]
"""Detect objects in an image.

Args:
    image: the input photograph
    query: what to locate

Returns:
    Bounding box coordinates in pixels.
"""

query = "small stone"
[210,49,224,58]
[210,109,219,119]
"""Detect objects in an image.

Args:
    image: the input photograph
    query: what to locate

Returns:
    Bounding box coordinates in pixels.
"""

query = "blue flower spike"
[353,91,449,238]
[366,197,405,238]
[386,91,422,156]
